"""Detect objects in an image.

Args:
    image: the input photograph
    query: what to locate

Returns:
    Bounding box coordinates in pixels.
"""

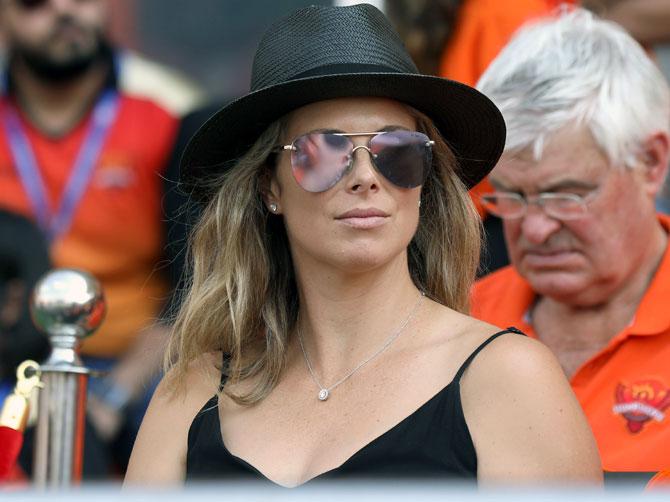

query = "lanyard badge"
[1,88,120,242]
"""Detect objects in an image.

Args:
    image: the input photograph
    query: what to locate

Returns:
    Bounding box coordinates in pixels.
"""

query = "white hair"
[477,8,670,167]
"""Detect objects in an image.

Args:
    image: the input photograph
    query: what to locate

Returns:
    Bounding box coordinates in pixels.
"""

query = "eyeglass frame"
[480,187,603,221]
[274,130,435,192]
[277,131,435,157]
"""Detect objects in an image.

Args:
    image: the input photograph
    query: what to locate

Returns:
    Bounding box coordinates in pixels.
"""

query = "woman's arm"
[461,334,603,484]
[124,355,219,485]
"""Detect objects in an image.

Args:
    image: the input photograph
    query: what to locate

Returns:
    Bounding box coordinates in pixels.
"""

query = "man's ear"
[638,131,670,196]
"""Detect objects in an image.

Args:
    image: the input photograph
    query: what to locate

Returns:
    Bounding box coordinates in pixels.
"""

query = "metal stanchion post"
[30,269,105,488]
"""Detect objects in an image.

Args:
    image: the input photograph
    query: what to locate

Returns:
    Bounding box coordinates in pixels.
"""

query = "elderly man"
[473,9,670,472]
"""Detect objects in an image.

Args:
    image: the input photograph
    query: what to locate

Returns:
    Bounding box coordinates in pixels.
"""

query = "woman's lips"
[335,208,389,229]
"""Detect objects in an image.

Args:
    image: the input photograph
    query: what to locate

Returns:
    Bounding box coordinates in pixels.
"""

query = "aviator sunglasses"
[276,130,435,192]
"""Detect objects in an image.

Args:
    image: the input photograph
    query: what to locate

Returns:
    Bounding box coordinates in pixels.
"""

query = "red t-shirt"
[471,214,670,472]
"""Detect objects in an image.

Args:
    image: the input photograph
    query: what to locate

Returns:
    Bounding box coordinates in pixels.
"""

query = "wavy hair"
[477,8,670,168]
[164,106,481,405]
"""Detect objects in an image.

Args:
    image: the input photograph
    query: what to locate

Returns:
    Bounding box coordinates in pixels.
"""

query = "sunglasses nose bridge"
[349,144,377,162]
[344,144,382,187]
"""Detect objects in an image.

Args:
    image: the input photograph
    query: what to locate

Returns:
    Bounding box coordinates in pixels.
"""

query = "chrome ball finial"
[31,269,105,342]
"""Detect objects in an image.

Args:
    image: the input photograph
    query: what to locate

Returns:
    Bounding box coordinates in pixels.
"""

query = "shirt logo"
[92,165,136,190]
[613,379,670,433]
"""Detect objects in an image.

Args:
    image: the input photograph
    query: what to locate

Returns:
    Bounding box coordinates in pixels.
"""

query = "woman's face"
[267,97,423,276]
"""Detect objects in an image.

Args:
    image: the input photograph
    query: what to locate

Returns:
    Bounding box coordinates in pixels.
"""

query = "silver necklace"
[297,291,425,401]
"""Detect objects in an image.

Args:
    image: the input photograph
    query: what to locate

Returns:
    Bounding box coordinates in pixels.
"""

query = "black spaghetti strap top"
[185,327,524,483]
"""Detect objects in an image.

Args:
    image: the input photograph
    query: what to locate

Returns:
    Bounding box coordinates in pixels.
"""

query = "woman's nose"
[345,145,380,193]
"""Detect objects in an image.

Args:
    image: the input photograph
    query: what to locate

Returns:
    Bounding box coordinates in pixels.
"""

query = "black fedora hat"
[181,3,506,201]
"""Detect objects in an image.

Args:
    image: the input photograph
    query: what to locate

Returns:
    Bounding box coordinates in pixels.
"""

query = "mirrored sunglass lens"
[291,133,352,192]
[370,131,430,188]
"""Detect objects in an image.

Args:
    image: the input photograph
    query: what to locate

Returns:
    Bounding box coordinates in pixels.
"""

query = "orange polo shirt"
[471,214,670,472]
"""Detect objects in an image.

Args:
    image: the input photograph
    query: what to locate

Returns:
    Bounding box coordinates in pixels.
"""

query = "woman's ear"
[259,167,282,214]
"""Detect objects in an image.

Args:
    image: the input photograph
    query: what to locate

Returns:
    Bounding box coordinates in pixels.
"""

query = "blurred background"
[108,0,346,100]
[101,0,670,100]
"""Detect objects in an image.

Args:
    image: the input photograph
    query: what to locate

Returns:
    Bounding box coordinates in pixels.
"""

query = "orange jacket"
[471,214,670,472]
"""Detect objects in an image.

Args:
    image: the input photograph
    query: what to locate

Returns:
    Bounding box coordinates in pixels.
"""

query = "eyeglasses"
[480,190,600,220]
[276,130,434,193]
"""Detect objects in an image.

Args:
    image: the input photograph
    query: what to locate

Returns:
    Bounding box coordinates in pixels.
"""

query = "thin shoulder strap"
[219,352,231,392]
[453,327,525,383]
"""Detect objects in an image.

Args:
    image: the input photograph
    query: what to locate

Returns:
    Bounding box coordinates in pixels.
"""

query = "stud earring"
[418,199,422,209]
[269,203,278,213]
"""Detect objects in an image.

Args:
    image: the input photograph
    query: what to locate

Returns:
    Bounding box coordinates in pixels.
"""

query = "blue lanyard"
[2,88,120,242]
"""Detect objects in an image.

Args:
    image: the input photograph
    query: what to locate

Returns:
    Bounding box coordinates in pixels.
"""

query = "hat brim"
[180,73,505,200]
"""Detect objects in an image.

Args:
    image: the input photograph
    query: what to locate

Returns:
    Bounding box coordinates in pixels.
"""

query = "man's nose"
[519,205,562,245]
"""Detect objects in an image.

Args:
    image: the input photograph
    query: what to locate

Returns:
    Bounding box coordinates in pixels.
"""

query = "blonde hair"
[164,107,481,405]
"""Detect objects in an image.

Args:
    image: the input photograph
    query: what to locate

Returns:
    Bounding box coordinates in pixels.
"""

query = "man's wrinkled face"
[0,0,108,79]
[490,127,655,306]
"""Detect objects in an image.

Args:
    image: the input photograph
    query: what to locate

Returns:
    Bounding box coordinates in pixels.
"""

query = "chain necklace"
[297,291,425,401]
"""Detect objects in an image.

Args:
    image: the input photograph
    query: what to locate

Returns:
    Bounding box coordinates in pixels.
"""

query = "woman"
[125,4,601,486]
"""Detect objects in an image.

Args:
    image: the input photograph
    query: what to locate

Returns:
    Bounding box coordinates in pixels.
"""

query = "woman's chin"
[329,246,406,275]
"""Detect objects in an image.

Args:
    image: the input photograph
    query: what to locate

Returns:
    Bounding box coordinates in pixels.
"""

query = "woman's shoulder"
[124,352,222,484]
[445,312,559,384]
[423,304,535,368]
[452,316,602,482]
[154,351,222,421]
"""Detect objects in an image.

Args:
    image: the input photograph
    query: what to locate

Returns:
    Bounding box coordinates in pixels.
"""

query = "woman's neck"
[294,254,424,382]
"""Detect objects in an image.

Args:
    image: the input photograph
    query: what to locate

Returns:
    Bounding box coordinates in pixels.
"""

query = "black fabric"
[186,327,524,483]
[0,209,51,379]
[478,214,509,278]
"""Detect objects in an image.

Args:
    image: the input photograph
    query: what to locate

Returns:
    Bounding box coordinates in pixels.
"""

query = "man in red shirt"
[0,0,201,475]
[474,9,670,472]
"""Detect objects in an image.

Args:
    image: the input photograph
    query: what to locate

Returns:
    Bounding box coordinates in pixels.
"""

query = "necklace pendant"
[318,389,329,401]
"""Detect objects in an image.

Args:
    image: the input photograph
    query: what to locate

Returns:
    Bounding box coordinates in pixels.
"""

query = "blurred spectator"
[0,209,50,393]
[439,0,570,86]
[0,0,202,477]
[385,0,462,76]
[473,9,670,472]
